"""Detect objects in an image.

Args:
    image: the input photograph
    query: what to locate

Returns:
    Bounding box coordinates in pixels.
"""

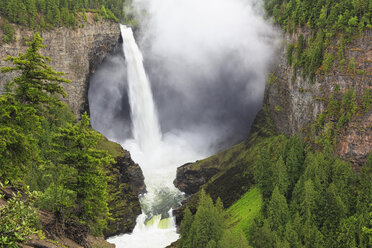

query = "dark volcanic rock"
[174,163,220,195]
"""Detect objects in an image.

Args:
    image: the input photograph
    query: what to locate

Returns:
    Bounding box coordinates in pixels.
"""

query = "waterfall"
[120,25,162,151]
[108,24,203,248]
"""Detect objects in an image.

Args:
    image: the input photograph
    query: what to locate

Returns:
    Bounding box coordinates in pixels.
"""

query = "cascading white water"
[107,25,207,248]
[120,25,162,151]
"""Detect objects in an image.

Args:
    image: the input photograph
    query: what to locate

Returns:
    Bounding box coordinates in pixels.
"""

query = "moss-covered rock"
[97,136,146,238]
[173,108,277,225]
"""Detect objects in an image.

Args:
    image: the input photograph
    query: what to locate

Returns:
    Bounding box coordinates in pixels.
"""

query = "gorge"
[0,0,370,247]
[87,0,277,246]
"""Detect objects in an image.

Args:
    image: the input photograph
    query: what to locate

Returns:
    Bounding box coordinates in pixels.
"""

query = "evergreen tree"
[271,156,289,196]
[284,221,301,248]
[0,94,41,182]
[284,135,304,191]
[1,33,70,106]
[267,186,289,234]
[218,230,250,248]
[254,147,273,199]
[178,207,194,248]
[250,220,275,248]
[337,216,358,248]
[179,190,225,248]
[52,113,114,234]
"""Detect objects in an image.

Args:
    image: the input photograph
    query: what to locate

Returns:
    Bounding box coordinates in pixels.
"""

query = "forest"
[0,33,119,247]
[177,130,371,248]
[264,0,372,79]
[0,0,126,36]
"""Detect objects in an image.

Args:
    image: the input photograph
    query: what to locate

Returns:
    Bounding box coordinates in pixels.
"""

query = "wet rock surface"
[174,163,221,195]
[102,139,146,238]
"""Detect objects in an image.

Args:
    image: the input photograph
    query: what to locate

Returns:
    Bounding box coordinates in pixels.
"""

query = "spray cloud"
[132,0,278,149]
[92,1,278,247]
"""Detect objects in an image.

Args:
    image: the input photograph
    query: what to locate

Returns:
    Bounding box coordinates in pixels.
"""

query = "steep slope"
[174,16,371,246]
[266,29,371,166]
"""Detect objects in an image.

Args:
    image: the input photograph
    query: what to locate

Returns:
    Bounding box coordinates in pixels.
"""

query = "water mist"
[89,0,277,247]
[107,25,208,247]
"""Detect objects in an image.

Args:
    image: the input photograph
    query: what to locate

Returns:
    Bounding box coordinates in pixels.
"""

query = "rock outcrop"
[265,29,371,166]
[0,14,121,117]
[97,136,146,238]
[174,163,220,195]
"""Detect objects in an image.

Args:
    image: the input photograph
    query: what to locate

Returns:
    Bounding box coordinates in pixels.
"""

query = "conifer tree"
[254,146,273,198]
[267,186,289,234]
[191,190,225,247]
[178,207,194,248]
[0,94,41,182]
[271,156,289,196]
[178,190,225,248]
[218,230,250,248]
[52,113,114,234]
[1,32,70,106]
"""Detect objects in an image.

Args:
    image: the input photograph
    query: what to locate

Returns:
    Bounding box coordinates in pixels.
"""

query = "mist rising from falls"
[107,25,207,248]
[89,0,278,246]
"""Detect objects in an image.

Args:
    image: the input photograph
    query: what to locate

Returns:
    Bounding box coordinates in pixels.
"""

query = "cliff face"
[265,29,372,166]
[0,14,121,117]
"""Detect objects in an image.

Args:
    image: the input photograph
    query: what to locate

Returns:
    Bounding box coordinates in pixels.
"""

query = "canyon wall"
[0,14,121,117]
[266,29,372,166]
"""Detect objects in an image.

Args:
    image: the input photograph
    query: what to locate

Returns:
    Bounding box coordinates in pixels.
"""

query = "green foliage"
[362,204,372,247]
[0,0,125,28]
[322,50,334,73]
[1,32,70,106]
[178,190,225,248]
[265,0,370,79]
[0,94,41,182]
[348,57,357,73]
[250,136,369,248]
[312,88,358,150]
[286,43,295,65]
[0,184,40,247]
[93,13,99,22]
[337,89,357,129]
[51,112,114,235]
[0,31,117,236]
[267,186,289,233]
[1,20,15,43]
[362,89,371,113]
[218,230,251,248]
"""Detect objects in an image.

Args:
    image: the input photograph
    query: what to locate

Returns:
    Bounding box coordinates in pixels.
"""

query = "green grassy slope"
[226,187,262,236]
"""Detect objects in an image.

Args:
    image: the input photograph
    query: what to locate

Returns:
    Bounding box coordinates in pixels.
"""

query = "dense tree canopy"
[0,0,125,30]
[264,0,372,80]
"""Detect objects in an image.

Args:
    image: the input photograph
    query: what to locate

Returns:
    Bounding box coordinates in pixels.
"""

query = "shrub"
[0,183,40,247]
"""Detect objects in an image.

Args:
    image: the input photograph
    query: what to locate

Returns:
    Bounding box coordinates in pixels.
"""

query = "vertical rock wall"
[265,29,372,165]
[0,14,121,117]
